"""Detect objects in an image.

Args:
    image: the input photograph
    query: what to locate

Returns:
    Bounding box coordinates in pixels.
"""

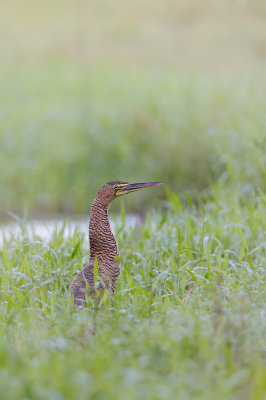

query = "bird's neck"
[89,198,119,262]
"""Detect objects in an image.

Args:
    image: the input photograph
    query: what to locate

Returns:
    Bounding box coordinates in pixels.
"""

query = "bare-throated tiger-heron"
[69,181,162,307]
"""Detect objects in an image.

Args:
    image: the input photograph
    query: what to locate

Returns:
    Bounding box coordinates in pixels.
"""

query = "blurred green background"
[1,0,266,218]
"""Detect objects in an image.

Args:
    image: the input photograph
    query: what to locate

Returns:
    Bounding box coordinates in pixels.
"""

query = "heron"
[69,180,162,307]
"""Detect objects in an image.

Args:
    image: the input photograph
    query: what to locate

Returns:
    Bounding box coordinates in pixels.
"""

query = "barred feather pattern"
[69,193,121,307]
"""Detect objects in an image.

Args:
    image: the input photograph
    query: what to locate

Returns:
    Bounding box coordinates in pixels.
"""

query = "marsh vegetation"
[0,1,266,399]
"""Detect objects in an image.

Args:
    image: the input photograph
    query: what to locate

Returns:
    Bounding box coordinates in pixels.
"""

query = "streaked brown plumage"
[69,180,162,307]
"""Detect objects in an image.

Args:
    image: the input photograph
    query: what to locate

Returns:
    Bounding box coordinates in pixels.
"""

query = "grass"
[1,0,266,217]
[0,1,266,398]
[0,186,265,399]
[1,62,266,217]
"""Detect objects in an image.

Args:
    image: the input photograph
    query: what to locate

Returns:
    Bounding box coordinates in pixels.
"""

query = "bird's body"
[69,180,161,307]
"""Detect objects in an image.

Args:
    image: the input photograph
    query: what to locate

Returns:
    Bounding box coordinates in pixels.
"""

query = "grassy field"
[0,1,266,398]
[0,187,265,399]
[1,0,266,217]
[1,62,266,217]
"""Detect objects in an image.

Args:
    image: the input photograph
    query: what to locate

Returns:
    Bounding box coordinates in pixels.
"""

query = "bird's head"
[95,180,162,206]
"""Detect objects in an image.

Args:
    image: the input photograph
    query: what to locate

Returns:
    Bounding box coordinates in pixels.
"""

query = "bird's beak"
[116,181,162,196]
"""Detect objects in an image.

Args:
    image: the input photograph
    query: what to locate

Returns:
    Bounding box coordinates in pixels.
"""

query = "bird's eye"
[114,183,127,191]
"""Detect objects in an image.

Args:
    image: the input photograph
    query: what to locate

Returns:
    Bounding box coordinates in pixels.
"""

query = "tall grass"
[0,2,265,397]
[1,63,266,216]
[1,0,266,217]
[0,187,265,399]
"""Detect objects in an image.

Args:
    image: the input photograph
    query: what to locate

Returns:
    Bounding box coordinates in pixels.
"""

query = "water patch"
[0,214,141,245]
